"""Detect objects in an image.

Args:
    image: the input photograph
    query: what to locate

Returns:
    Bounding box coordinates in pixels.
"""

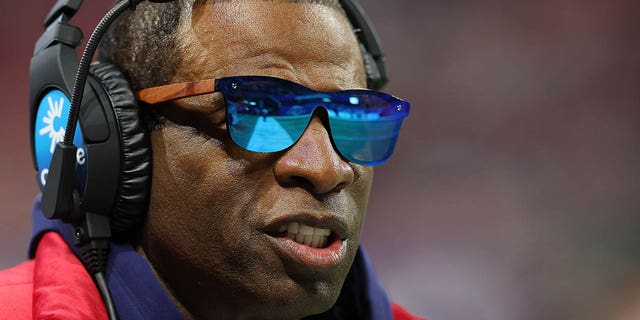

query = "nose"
[274,117,355,195]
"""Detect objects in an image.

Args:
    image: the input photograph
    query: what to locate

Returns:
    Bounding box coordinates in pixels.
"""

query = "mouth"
[277,222,335,249]
[263,216,348,270]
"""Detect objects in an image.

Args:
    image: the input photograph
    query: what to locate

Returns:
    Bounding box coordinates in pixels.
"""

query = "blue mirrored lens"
[216,76,410,165]
[325,91,409,166]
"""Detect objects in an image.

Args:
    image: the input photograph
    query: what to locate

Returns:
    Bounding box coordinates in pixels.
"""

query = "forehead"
[174,0,366,90]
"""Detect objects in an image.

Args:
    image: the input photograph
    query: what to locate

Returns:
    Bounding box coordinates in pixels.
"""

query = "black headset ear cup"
[89,62,151,234]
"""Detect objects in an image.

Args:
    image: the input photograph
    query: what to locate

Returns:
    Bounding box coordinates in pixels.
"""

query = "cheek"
[351,166,374,237]
[150,125,252,203]
[355,166,374,199]
[353,166,374,209]
[145,127,257,253]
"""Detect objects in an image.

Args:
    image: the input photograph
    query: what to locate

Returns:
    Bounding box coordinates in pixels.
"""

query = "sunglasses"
[136,76,410,166]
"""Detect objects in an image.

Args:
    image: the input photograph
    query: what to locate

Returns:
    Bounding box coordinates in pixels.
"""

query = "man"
[0,0,421,319]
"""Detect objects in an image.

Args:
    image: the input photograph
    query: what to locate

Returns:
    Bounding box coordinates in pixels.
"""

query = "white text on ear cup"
[40,169,49,186]
[76,147,86,165]
[39,148,87,187]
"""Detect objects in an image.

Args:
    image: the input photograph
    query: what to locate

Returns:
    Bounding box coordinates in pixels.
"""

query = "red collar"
[32,232,107,320]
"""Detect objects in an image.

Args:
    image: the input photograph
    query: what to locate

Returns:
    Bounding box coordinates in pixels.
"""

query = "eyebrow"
[136,79,216,104]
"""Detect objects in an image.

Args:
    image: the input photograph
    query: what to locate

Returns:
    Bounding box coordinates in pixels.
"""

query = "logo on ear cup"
[34,89,88,193]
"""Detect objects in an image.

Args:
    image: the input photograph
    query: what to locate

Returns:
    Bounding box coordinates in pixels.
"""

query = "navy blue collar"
[29,195,184,320]
[29,195,391,319]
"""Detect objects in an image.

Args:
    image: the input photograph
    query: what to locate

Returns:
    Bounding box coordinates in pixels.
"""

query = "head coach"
[0,0,421,319]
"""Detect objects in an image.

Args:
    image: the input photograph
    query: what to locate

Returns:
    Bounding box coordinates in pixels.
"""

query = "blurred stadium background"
[1,1,639,319]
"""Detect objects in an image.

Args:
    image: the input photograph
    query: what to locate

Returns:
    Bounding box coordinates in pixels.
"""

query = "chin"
[264,242,358,318]
[275,275,346,319]
[190,274,345,319]
[233,277,341,320]
[266,297,337,320]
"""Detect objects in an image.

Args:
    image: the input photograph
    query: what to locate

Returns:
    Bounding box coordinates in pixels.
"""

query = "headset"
[29,0,388,319]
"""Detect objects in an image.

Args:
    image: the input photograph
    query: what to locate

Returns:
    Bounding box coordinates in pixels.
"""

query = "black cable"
[79,236,116,319]
[60,2,145,319]
[63,0,137,145]
[95,271,119,320]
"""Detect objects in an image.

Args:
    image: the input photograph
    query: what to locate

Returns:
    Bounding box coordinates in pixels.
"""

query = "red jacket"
[0,232,423,320]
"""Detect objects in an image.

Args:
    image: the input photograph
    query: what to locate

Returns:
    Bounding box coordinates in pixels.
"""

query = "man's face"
[139,1,372,318]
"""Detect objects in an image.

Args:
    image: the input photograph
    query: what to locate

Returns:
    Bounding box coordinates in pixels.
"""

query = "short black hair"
[98,1,182,91]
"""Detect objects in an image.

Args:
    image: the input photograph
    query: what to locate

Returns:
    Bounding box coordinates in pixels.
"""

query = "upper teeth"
[280,222,331,248]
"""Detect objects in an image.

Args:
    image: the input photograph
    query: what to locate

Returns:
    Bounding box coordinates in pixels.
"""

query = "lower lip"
[270,235,346,270]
